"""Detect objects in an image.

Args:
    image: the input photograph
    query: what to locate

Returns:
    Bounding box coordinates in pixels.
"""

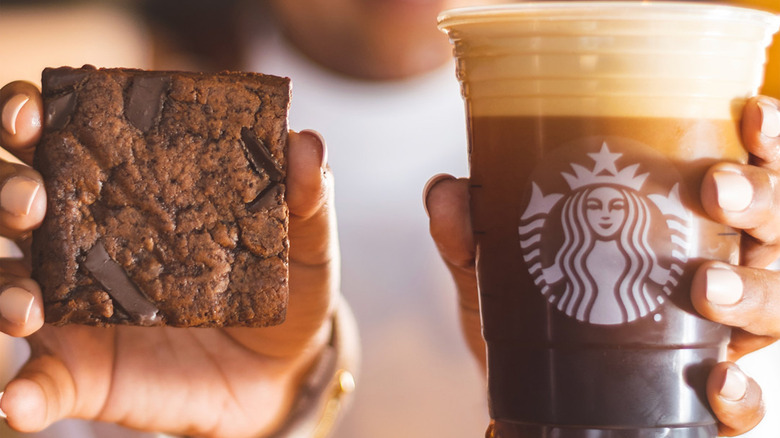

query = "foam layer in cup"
[439,2,780,119]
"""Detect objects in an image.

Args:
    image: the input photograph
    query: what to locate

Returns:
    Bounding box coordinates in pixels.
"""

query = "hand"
[0,81,347,438]
[693,95,780,436]
[424,96,780,437]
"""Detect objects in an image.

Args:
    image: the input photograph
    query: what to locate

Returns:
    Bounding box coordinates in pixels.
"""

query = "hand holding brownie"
[0,80,354,437]
[424,95,780,437]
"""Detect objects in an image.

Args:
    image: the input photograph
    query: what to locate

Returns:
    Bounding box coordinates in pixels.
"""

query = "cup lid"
[438,1,780,31]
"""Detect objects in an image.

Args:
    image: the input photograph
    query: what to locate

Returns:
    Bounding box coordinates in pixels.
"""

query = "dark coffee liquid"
[469,115,744,436]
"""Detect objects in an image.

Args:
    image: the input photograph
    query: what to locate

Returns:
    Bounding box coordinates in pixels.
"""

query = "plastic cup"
[439,3,780,437]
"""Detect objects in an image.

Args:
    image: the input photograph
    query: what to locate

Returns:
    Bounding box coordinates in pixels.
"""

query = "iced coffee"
[439,2,780,437]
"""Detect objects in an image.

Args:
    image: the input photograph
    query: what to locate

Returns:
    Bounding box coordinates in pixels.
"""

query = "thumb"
[423,174,485,368]
[2,355,77,433]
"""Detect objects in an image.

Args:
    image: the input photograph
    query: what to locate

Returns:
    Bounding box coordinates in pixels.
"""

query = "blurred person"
[1,1,779,438]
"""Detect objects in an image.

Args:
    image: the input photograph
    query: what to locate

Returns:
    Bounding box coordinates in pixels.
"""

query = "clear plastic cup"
[439,3,780,437]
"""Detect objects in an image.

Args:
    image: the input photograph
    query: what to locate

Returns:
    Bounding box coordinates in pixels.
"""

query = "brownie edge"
[32,65,292,327]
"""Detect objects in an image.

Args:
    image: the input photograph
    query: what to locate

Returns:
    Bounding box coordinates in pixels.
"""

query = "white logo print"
[519,143,691,325]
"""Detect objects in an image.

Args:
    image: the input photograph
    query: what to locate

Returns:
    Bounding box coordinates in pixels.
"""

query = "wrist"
[268,296,359,438]
[156,296,359,438]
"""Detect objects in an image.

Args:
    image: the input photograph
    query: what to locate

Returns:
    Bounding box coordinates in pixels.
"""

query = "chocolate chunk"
[248,182,282,212]
[125,76,171,132]
[44,92,77,131]
[43,66,93,93]
[241,127,283,182]
[84,241,160,324]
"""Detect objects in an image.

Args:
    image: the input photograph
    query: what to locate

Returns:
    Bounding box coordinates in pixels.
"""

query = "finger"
[0,81,43,164]
[707,362,764,436]
[0,355,77,433]
[287,130,329,224]
[424,174,485,367]
[0,162,47,239]
[691,261,780,340]
[286,130,335,309]
[742,96,780,171]
[0,276,43,338]
[424,175,475,273]
[287,129,336,328]
[286,130,333,268]
[700,162,780,245]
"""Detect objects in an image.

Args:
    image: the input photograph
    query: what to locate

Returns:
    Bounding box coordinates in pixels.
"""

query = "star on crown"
[562,142,649,191]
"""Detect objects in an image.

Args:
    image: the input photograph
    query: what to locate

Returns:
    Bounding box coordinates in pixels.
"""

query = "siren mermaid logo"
[519,142,691,325]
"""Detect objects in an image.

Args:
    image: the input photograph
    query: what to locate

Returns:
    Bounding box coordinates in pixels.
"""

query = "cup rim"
[438,1,780,31]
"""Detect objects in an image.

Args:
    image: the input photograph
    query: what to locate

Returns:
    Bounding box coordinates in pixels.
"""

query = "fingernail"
[299,129,328,168]
[758,99,780,138]
[423,174,456,216]
[720,367,749,401]
[706,267,743,306]
[2,94,30,137]
[0,391,6,419]
[713,171,753,212]
[0,176,41,216]
[0,286,34,325]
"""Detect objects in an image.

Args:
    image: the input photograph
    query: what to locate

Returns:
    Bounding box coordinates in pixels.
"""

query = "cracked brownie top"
[32,65,291,327]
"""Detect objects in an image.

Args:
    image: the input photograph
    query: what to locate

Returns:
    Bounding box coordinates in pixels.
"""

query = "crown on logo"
[562,142,649,191]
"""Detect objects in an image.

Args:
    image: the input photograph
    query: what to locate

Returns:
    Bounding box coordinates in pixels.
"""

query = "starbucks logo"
[519,142,691,325]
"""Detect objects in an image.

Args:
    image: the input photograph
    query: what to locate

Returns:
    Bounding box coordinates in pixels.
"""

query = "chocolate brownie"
[32,65,291,327]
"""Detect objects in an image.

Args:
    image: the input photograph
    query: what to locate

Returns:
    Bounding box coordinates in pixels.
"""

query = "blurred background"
[1,1,778,437]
